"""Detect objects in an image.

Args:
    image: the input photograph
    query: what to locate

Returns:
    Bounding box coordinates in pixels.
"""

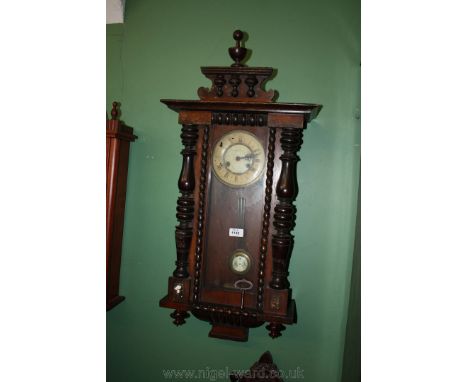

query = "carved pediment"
[197,30,277,102]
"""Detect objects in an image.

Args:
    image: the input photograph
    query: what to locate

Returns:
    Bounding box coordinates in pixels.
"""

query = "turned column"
[271,128,303,290]
[174,124,198,278]
[168,124,198,326]
[265,127,303,338]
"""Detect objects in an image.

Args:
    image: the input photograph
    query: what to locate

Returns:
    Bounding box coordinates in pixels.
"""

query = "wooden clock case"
[106,102,137,311]
[159,31,322,341]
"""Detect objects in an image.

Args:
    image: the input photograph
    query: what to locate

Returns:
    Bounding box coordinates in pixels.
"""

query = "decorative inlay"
[173,283,184,301]
[270,295,280,311]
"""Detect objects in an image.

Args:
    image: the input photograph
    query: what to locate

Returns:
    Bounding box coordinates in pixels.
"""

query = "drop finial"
[111,101,119,120]
[228,30,247,67]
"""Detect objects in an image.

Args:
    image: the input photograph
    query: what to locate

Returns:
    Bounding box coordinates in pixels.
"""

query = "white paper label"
[229,228,244,237]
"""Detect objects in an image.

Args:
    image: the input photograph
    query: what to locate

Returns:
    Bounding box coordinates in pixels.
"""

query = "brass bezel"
[229,250,252,275]
[212,130,266,188]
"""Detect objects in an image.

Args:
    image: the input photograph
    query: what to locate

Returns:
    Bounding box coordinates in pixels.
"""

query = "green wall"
[106,0,360,381]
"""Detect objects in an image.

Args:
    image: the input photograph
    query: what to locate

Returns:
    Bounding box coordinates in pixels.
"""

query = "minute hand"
[235,153,256,161]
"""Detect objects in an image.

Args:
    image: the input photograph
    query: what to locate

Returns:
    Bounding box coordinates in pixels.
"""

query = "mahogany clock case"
[159,30,322,341]
[106,102,138,311]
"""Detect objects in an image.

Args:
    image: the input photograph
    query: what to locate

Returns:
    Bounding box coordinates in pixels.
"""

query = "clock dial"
[230,250,251,275]
[212,130,266,187]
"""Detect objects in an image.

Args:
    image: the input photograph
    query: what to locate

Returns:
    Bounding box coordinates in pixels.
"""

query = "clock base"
[209,324,249,342]
[160,293,298,340]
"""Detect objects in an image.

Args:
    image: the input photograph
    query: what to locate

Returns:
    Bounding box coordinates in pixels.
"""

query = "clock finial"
[111,101,120,120]
[229,30,247,67]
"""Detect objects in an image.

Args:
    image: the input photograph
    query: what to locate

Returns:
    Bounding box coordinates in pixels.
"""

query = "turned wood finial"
[198,30,277,101]
[229,30,247,67]
[111,101,120,120]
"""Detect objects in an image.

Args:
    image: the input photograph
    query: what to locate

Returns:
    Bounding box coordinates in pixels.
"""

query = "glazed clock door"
[200,124,269,311]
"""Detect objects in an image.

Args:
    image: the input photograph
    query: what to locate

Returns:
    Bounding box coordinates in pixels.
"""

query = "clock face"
[230,250,251,275]
[212,130,266,187]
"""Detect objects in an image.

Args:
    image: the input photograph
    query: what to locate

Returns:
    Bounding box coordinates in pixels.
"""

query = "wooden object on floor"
[230,351,284,382]
[106,102,137,311]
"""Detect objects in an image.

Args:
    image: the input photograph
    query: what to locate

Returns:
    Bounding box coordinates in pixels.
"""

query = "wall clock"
[159,30,322,341]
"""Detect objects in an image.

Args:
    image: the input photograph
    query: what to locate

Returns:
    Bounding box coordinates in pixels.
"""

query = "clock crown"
[198,30,277,102]
[111,101,120,120]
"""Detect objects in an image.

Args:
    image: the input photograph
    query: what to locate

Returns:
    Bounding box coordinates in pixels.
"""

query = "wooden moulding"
[268,113,304,129]
[178,110,211,125]
[167,277,191,305]
[162,99,322,124]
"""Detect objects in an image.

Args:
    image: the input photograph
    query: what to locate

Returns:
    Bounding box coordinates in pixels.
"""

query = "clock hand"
[235,153,256,161]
